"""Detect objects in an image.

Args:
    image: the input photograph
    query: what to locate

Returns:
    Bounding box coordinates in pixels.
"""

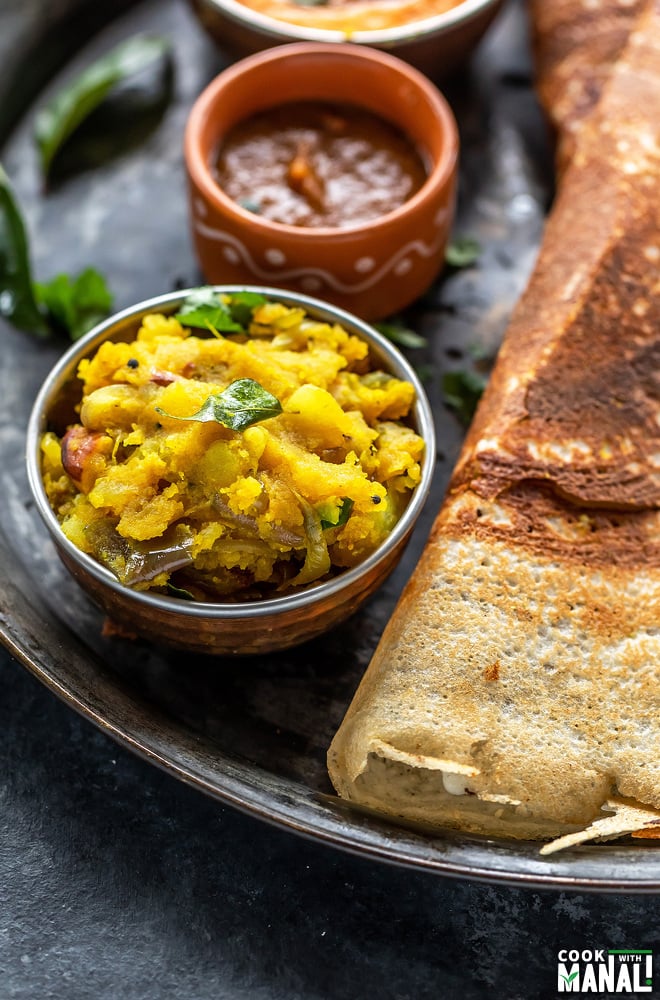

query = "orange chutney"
[235,0,467,33]
[214,101,428,229]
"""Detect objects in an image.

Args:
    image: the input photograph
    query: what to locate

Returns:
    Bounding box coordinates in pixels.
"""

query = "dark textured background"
[1,1,658,997]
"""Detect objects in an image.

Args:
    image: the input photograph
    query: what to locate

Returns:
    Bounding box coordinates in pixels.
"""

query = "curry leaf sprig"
[0,166,113,340]
[156,378,283,432]
[35,34,172,179]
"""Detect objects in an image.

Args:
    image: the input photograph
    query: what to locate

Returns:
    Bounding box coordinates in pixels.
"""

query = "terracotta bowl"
[184,43,459,321]
[26,287,436,657]
[188,0,503,80]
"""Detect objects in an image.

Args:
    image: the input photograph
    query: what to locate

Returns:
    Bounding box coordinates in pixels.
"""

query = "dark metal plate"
[1,0,658,890]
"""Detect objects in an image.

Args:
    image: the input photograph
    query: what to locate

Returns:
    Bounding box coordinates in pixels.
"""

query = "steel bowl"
[26,286,435,656]
[188,0,504,79]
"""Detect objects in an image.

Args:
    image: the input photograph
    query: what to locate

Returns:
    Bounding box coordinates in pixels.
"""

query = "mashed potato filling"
[41,296,424,601]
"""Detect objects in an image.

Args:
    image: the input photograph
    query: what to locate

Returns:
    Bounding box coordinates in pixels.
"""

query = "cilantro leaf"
[227,290,267,328]
[175,288,267,333]
[1,165,112,340]
[34,267,113,340]
[174,288,243,332]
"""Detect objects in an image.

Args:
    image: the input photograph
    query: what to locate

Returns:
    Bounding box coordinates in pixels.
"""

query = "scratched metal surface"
[1,0,657,892]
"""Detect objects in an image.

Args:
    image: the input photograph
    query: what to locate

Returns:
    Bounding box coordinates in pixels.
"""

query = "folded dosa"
[530,0,646,171]
[327,2,660,845]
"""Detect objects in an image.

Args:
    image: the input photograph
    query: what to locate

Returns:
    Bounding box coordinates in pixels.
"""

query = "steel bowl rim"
[192,0,501,46]
[26,284,436,622]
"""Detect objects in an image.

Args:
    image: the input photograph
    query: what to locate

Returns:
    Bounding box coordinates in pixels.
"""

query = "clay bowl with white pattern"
[184,42,458,321]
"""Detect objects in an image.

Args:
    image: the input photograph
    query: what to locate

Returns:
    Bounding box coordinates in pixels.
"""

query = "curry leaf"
[374,320,427,349]
[0,165,50,336]
[34,268,113,340]
[34,35,172,178]
[157,378,282,431]
[442,369,487,425]
[445,236,481,268]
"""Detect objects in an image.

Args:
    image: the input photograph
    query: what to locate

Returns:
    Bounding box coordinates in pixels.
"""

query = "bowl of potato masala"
[27,287,435,655]
[188,0,503,79]
[184,43,459,321]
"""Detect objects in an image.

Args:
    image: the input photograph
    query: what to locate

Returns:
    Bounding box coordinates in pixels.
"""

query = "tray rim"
[2,617,659,894]
[2,0,659,897]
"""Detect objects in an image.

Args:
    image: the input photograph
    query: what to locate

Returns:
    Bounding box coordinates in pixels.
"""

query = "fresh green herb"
[0,165,50,336]
[0,165,112,339]
[318,497,354,531]
[34,35,172,178]
[445,236,481,269]
[34,268,113,340]
[442,369,487,425]
[374,320,427,349]
[227,290,267,328]
[156,378,282,431]
[175,288,242,332]
[292,0,329,6]
[175,288,267,332]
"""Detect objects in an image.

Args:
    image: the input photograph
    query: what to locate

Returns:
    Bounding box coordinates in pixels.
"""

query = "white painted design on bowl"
[194,219,449,293]
[222,246,241,265]
[394,258,412,276]
[300,276,323,292]
[265,248,286,265]
[355,256,375,273]
[195,197,208,218]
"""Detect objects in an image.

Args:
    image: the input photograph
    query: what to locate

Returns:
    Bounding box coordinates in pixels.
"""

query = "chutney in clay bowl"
[184,43,459,321]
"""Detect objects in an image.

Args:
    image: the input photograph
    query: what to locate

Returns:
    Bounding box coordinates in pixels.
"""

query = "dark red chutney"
[214,101,428,229]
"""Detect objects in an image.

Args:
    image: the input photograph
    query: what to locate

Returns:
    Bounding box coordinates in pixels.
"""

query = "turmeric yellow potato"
[41,293,424,601]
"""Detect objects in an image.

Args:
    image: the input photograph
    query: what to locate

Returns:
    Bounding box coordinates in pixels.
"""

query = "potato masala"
[41,292,424,602]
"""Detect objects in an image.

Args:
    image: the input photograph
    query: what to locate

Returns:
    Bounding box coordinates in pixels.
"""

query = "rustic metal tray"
[1,0,657,891]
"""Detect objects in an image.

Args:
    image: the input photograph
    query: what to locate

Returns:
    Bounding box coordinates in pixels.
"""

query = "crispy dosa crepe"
[530,0,646,170]
[327,1,660,845]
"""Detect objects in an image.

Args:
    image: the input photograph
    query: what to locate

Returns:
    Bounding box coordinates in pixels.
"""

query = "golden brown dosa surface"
[530,0,646,170]
[327,0,660,842]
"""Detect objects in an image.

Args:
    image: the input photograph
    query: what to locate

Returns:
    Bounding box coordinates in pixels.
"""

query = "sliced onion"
[289,496,331,587]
